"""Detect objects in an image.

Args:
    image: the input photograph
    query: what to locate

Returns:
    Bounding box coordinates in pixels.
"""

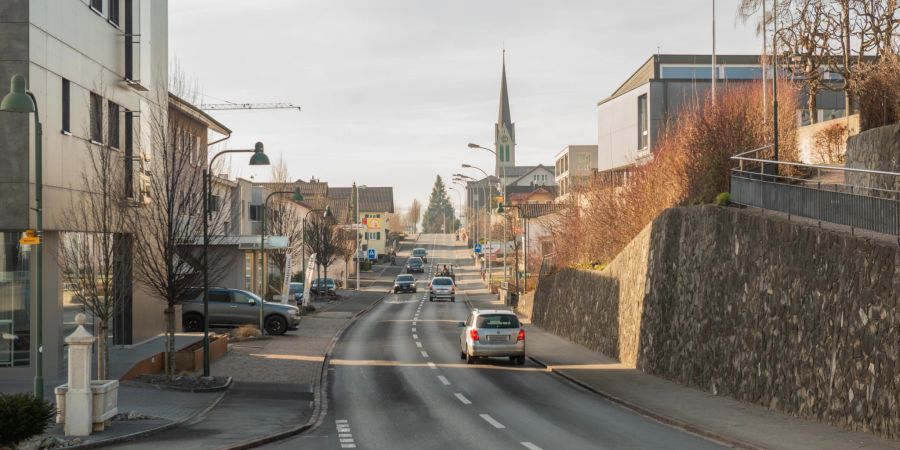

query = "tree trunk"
[808,85,819,124]
[97,320,108,380]
[164,305,175,381]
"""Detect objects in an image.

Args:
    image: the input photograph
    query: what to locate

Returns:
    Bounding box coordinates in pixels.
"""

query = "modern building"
[0,0,168,380]
[554,145,598,198]
[596,54,848,173]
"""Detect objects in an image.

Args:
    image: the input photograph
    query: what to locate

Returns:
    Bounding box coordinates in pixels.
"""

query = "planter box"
[174,335,227,372]
[55,380,120,431]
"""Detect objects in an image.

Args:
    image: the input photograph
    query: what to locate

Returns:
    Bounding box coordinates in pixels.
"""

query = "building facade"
[0,0,168,380]
[554,145,598,198]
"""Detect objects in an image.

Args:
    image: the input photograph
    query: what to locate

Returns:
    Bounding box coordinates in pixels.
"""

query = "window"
[108,101,120,149]
[476,314,520,329]
[208,290,230,303]
[723,66,763,80]
[249,204,262,221]
[90,93,103,143]
[108,0,119,25]
[0,233,32,367]
[124,110,134,197]
[231,291,260,305]
[61,79,70,133]
[637,94,648,149]
[209,194,222,212]
[90,0,103,13]
[660,66,712,79]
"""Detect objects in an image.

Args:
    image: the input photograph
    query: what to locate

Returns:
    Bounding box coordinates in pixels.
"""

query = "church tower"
[494,51,515,177]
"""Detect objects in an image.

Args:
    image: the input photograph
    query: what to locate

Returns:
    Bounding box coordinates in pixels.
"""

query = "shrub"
[232,325,261,339]
[812,122,849,164]
[858,54,900,131]
[714,192,731,206]
[0,393,55,448]
[361,260,373,271]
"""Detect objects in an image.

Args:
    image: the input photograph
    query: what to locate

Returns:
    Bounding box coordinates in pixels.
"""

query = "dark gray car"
[406,257,425,273]
[181,288,300,335]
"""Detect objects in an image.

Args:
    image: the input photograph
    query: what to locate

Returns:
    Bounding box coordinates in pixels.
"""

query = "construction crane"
[198,102,301,112]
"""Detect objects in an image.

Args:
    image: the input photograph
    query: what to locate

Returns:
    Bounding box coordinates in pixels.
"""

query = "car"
[411,248,428,263]
[310,278,336,295]
[393,274,417,293]
[406,257,425,273]
[428,276,455,302]
[458,309,525,365]
[288,282,304,305]
[181,287,300,335]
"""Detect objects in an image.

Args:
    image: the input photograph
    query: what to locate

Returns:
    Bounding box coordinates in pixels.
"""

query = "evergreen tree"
[421,176,460,233]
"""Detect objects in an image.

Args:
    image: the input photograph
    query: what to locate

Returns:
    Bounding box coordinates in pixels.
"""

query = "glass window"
[249,204,262,221]
[476,314,520,329]
[91,0,103,13]
[0,233,31,367]
[124,110,134,198]
[108,101,120,149]
[244,253,252,290]
[230,291,259,305]
[208,290,230,303]
[61,79,70,133]
[108,0,119,25]
[90,92,103,143]
[637,94,649,149]
[660,66,712,79]
[724,66,763,80]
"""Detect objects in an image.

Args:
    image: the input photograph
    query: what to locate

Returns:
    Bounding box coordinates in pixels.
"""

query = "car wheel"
[466,351,476,365]
[451,297,456,302]
[182,313,203,332]
[516,355,526,366]
[429,296,434,302]
[460,350,466,360]
[265,316,288,335]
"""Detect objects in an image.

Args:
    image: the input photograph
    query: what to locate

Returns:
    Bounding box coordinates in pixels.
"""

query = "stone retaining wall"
[531,205,900,438]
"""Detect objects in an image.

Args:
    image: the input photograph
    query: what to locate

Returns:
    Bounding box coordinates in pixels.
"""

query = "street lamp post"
[258,188,304,332]
[461,164,495,287]
[454,174,483,249]
[204,143,270,376]
[2,74,44,399]
[354,184,367,290]
[468,143,510,286]
[497,203,525,294]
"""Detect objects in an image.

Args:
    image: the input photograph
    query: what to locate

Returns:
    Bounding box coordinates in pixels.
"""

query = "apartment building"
[554,145,598,197]
[0,0,168,380]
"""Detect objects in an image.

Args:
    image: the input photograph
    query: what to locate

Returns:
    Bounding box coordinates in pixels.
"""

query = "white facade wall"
[597,84,650,173]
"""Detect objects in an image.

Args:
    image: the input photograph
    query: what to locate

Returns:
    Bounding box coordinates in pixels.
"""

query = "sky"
[169,0,763,211]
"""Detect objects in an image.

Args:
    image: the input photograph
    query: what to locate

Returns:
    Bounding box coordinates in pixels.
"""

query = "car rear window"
[432,278,453,286]
[476,314,519,329]
[413,249,426,255]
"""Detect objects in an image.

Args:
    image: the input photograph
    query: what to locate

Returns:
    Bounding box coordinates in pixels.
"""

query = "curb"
[121,376,233,394]
[62,380,233,450]
[527,355,764,450]
[219,290,390,450]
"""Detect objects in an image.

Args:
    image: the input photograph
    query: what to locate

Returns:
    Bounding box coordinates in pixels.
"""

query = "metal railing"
[730,145,900,236]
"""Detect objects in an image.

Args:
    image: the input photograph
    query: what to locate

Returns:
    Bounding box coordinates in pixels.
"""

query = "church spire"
[498,49,512,128]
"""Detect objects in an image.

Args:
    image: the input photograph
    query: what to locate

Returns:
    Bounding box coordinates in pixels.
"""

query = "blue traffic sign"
[473,244,482,254]
[367,249,377,260]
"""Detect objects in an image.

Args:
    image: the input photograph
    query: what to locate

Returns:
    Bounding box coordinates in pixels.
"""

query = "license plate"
[487,335,508,343]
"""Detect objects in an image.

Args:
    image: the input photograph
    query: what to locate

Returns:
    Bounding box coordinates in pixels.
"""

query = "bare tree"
[128,77,230,380]
[57,90,131,380]
[303,216,341,295]
[264,157,304,299]
[407,199,422,233]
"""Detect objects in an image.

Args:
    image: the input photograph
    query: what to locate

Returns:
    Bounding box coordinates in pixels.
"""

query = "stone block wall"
[531,205,900,438]
[845,123,900,193]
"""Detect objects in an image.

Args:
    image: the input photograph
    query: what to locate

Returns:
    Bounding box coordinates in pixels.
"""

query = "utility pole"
[772,0,780,162]
[762,0,768,120]
[711,0,717,103]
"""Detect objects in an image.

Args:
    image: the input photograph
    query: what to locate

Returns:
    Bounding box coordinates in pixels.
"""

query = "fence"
[730,145,900,237]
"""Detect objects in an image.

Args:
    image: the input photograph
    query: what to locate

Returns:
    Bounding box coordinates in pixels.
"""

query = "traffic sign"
[367,249,377,260]
[473,243,482,254]
[19,236,40,245]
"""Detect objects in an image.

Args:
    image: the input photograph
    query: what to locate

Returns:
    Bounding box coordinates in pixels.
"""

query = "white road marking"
[413,321,417,326]
[415,342,423,348]
[438,375,450,385]
[413,334,419,339]
[412,327,417,332]
[480,414,506,429]
[454,393,471,404]
[427,362,437,369]
[335,419,348,424]
[521,443,543,450]
[421,351,429,358]
[339,433,352,438]
[335,420,356,448]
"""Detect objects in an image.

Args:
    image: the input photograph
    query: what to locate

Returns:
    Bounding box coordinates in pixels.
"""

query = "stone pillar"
[64,313,94,437]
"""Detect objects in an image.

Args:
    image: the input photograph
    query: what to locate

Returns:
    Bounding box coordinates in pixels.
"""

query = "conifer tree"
[421,176,460,233]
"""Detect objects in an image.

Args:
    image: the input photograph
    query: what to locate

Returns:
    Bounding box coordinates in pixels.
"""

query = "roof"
[294,180,329,197]
[501,166,539,178]
[598,54,764,106]
[168,93,231,136]
[520,203,563,219]
[299,197,351,224]
[327,186,395,214]
[509,164,554,185]
[498,52,513,129]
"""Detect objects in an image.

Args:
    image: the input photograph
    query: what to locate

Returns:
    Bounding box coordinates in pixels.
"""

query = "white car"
[458,309,525,365]
[428,277,455,302]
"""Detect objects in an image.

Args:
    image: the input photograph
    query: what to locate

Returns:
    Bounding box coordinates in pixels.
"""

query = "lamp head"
[249,142,270,166]
[461,164,472,169]
[0,74,35,114]
[467,143,479,149]
[291,187,304,202]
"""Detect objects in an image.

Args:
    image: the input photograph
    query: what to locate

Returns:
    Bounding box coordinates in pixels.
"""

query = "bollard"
[64,313,95,437]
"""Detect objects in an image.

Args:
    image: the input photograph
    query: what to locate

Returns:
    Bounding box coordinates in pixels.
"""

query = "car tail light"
[517,329,525,341]
[470,329,479,341]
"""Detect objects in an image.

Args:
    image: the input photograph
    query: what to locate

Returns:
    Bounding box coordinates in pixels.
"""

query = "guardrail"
[730,145,900,236]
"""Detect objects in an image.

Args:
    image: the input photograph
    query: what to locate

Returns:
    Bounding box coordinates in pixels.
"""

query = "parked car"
[411,248,428,263]
[310,278,336,295]
[288,282,304,305]
[393,274,417,293]
[458,309,525,365]
[406,257,425,273]
[428,276,455,302]
[181,287,300,335]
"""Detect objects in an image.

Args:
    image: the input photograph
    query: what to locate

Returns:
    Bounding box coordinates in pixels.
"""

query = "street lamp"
[203,142,270,376]
[258,187,304,332]
[497,203,526,294]
[461,163,495,288]
[2,74,44,399]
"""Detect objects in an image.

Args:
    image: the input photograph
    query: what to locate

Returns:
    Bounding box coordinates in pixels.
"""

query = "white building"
[554,145,598,197]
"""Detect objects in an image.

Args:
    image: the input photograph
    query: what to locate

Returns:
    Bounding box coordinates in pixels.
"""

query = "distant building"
[327,186,395,258]
[596,54,848,173]
[554,145,598,198]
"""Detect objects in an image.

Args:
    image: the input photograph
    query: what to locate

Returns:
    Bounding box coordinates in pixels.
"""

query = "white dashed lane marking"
[415,342,423,348]
[335,420,355,448]
[480,413,506,429]
[454,393,472,405]
[413,334,419,339]
[438,375,450,385]
[521,443,543,450]
[420,351,429,358]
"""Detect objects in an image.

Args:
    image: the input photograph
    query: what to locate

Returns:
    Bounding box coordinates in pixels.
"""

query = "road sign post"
[367,248,377,261]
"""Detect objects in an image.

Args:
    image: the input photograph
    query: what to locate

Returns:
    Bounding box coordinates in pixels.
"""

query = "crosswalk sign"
[367,249,377,260]
[474,243,482,254]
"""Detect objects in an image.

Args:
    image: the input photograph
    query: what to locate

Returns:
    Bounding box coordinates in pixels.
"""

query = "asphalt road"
[267,234,725,450]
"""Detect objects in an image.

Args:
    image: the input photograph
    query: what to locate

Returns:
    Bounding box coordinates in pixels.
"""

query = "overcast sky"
[169,0,763,210]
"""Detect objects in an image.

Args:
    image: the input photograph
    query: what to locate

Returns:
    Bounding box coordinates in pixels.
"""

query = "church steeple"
[494,49,515,176]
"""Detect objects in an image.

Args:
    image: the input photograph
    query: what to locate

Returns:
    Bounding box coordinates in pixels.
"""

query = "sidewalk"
[107,290,386,450]
[455,266,900,449]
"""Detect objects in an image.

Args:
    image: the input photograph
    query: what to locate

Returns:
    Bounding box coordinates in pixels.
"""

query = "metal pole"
[711,0,716,102]
[356,185,360,290]
[259,201,266,332]
[762,0,768,120]
[773,0,780,162]
[202,169,210,376]
[29,93,43,399]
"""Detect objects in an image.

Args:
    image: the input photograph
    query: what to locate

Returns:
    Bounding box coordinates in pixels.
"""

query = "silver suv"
[182,288,300,335]
[458,309,525,365]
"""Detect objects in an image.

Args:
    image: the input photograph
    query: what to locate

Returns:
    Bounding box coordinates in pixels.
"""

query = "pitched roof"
[327,186,395,213]
[509,164,554,185]
[300,197,350,224]
[502,166,538,178]
[294,180,329,197]
[498,52,512,129]
[506,185,558,197]
[520,203,563,219]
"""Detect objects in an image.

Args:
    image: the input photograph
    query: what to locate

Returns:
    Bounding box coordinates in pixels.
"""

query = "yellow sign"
[367,218,382,229]
[24,229,36,237]
[19,236,40,245]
